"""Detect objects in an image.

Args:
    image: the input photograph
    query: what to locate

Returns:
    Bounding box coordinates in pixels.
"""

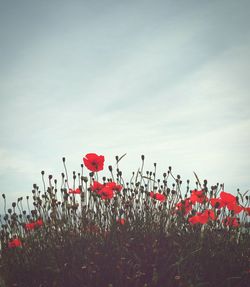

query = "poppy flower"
[190,190,207,204]
[176,198,193,215]
[117,218,125,225]
[8,238,22,248]
[220,191,237,205]
[150,192,166,202]
[83,153,104,172]
[69,188,81,194]
[99,186,114,200]
[91,181,104,194]
[189,213,208,225]
[189,209,216,225]
[202,209,216,221]
[36,219,44,227]
[210,198,226,209]
[223,216,239,227]
[226,202,243,214]
[244,207,250,216]
[25,222,36,230]
[106,182,123,193]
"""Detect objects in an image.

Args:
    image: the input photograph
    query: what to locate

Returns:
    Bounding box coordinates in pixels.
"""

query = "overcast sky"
[0,0,250,205]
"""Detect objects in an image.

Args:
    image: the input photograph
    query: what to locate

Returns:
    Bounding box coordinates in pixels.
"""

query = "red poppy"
[117,218,125,225]
[83,153,104,172]
[106,182,123,193]
[91,181,104,194]
[220,191,237,204]
[99,186,114,200]
[150,192,166,202]
[226,202,243,214]
[69,188,81,194]
[223,216,239,227]
[210,198,226,209]
[190,190,207,204]
[8,238,22,248]
[244,207,250,216]
[176,198,193,215]
[189,209,216,225]
[36,219,43,227]
[202,209,216,221]
[189,213,208,225]
[25,222,36,230]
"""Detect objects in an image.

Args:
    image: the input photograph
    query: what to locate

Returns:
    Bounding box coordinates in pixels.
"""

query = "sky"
[0,0,250,206]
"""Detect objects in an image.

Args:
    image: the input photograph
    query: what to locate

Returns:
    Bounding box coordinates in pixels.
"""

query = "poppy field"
[0,153,249,287]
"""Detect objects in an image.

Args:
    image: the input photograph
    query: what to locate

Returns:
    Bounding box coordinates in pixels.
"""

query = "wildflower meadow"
[0,153,249,287]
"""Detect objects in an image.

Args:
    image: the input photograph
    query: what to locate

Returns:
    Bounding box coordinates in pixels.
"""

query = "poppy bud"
[115,155,119,161]
[215,202,220,208]
[62,157,66,162]
[48,175,53,180]
[163,173,167,178]
[168,166,172,171]
[41,170,45,175]
[8,209,12,214]
[154,163,156,167]
[108,165,113,172]
[141,155,145,161]
[12,202,16,208]
[2,194,5,199]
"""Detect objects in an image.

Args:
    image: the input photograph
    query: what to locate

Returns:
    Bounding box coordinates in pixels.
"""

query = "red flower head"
[8,238,22,248]
[189,214,208,225]
[69,188,81,194]
[223,216,240,227]
[226,202,243,214]
[190,190,208,204]
[83,153,105,172]
[25,222,36,231]
[106,182,123,193]
[244,207,250,216]
[91,181,104,194]
[117,218,125,225]
[188,209,216,225]
[202,209,216,221]
[150,192,166,202]
[100,186,114,200]
[210,198,226,209]
[220,191,237,205]
[36,219,44,227]
[176,198,193,215]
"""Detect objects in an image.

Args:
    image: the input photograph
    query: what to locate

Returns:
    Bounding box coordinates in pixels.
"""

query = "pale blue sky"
[0,0,250,204]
